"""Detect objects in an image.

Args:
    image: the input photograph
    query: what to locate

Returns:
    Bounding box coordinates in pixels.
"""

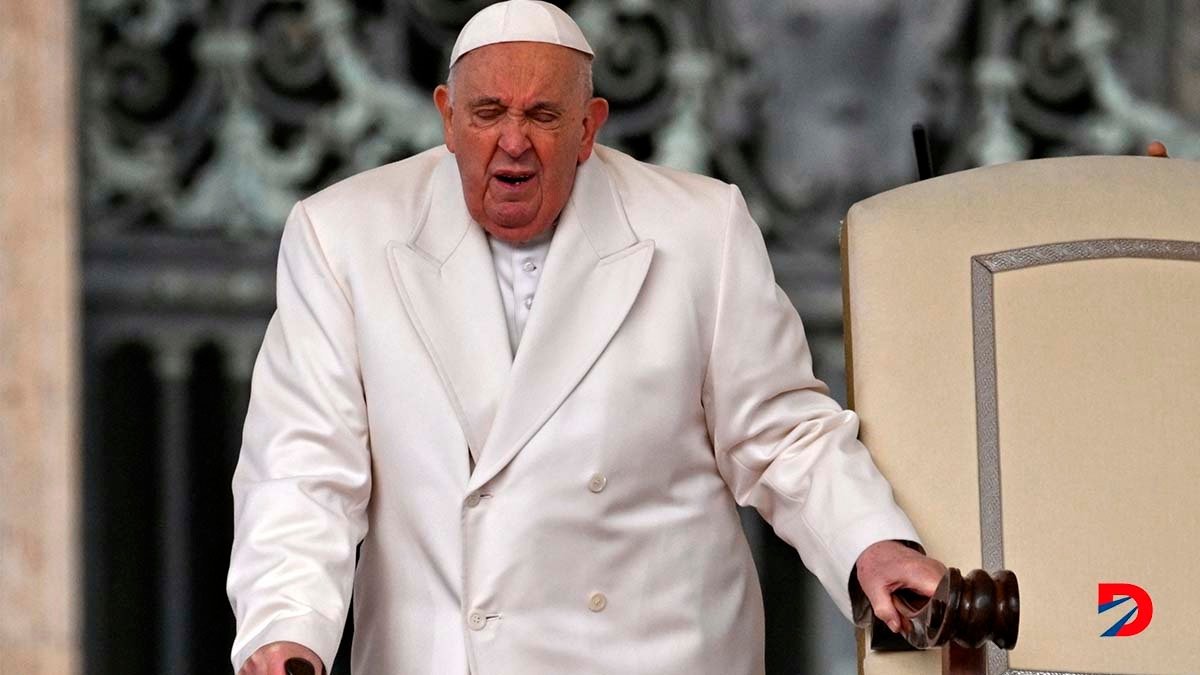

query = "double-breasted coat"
[227,145,919,674]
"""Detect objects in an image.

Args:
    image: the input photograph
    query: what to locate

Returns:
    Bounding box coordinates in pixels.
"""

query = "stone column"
[155,343,194,675]
[0,0,81,673]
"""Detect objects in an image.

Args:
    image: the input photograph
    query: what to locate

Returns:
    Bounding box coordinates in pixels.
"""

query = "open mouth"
[494,172,535,185]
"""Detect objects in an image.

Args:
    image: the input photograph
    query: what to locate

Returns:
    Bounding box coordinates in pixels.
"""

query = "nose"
[497,115,532,158]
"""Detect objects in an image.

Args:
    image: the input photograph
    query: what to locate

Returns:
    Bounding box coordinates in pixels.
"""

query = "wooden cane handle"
[892,567,1020,650]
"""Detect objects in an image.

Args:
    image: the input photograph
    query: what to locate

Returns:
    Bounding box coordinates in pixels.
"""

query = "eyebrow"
[468,96,504,108]
[527,102,564,114]
[467,97,565,114]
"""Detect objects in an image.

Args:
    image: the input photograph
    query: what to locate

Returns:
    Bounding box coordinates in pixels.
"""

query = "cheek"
[535,169,578,221]
[535,133,582,173]
[454,123,494,159]
[454,147,492,209]
[458,137,496,183]
[538,136,583,191]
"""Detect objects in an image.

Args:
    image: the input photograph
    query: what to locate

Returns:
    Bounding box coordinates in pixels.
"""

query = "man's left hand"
[855,540,947,633]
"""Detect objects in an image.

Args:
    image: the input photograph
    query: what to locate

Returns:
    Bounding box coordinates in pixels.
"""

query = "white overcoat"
[228,145,920,674]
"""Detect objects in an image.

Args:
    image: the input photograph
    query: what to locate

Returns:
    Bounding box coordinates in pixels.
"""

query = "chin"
[485,219,551,244]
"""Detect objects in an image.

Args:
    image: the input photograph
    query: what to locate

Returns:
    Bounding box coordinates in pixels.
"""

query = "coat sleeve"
[227,201,372,672]
[701,185,920,620]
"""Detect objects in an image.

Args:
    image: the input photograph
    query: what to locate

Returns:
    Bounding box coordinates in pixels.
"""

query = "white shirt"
[487,228,554,354]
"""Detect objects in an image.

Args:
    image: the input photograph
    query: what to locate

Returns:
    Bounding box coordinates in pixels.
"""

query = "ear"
[434,84,456,153]
[576,97,610,164]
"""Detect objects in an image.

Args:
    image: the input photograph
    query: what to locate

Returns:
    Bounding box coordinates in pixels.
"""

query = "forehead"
[454,42,586,102]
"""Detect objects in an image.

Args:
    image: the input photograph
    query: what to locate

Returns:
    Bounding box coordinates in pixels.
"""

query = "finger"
[269,654,290,675]
[905,558,946,597]
[1148,140,1169,158]
[865,585,903,633]
[248,653,270,675]
[240,656,263,675]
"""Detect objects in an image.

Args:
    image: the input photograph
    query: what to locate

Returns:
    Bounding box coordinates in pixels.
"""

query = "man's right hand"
[239,641,324,675]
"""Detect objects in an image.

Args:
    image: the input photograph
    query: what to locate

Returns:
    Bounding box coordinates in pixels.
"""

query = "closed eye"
[473,107,504,121]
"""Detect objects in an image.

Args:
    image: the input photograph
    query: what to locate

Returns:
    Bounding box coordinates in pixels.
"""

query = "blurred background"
[4,0,1200,674]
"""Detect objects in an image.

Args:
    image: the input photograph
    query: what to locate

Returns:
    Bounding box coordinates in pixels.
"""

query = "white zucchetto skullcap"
[449,0,595,69]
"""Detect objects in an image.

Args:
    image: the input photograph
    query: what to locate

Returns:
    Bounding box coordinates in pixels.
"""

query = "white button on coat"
[467,611,486,630]
[588,592,607,612]
[465,493,482,507]
[587,473,607,493]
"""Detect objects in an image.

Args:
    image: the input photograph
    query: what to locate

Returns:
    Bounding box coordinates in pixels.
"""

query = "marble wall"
[0,0,81,672]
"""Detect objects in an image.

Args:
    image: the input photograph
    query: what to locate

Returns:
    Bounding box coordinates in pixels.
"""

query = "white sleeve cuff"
[231,611,342,674]
[806,509,923,621]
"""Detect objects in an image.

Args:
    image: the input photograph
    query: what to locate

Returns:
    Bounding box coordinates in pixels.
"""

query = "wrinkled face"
[434,42,609,244]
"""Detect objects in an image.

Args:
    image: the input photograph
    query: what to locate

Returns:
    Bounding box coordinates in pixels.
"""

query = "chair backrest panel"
[844,156,1200,675]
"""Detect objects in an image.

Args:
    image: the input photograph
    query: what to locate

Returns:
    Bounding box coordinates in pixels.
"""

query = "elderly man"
[228,2,945,673]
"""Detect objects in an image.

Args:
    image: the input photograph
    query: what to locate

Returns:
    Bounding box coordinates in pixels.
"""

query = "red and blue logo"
[1098,583,1153,637]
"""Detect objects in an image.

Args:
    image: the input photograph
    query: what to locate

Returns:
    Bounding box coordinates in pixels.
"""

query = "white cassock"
[227,144,921,674]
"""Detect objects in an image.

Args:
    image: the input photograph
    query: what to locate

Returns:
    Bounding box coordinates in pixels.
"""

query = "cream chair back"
[843,156,1200,675]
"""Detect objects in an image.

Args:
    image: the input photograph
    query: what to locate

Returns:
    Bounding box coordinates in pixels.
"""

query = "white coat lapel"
[387,153,512,463]
[469,155,655,491]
